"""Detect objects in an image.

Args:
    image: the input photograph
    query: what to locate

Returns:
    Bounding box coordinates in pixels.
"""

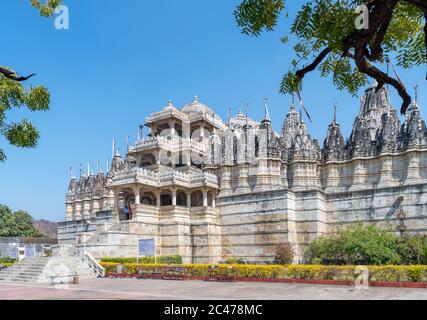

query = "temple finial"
[112,139,115,158]
[70,167,75,180]
[291,93,295,111]
[138,125,144,141]
[80,163,84,178]
[263,97,271,121]
[193,94,198,103]
[107,157,110,172]
[333,102,338,125]
[244,101,249,126]
[415,84,419,104]
[227,107,232,128]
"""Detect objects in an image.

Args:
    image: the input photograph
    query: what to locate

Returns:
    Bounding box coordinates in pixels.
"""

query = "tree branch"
[425,12,427,80]
[354,48,411,114]
[0,67,36,82]
[369,1,397,61]
[295,47,331,81]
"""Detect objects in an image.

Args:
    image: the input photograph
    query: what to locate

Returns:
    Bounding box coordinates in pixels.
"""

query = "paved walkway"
[0,278,426,300]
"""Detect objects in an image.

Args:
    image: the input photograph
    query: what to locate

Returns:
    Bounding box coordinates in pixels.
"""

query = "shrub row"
[0,263,14,268]
[100,263,427,283]
[0,257,16,264]
[100,255,182,265]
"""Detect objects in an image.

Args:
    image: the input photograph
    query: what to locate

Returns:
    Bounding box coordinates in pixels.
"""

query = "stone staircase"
[0,256,98,283]
[0,257,48,283]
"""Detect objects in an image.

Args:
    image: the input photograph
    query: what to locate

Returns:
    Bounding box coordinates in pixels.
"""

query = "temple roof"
[181,95,215,116]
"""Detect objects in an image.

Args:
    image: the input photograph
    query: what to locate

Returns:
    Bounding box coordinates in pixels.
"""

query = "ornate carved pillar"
[172,188,177,206]
[203,189,208,207]
[219,166,232,195]
[92,199,100,215]
[186,192,191,209]
[83,200,91,219]
[74,202,82,220]
[350,159,365,190]
[168,120,176,137]
[281,160,289,188]
[212,192,216,208]
[155,190,161,208]
[133,187,140,205]
[325,163,339,192]
[378,155,395,188]
[235,163,251,194]
[405,151,420,184]
[66,203,74,221]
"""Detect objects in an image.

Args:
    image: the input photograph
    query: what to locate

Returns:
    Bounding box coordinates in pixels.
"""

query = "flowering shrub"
[101,255,182,265]
[100,263,427,283]
[0,257,16,264]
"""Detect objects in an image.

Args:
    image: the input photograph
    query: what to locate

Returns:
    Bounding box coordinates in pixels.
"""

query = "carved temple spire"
[280,98,319,161]
[347,84,400,157]
[323,103,345,161]
[399,85,427,148]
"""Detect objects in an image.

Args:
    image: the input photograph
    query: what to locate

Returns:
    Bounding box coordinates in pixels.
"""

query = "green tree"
[235,0,427,114]
[0,0,63,162]
[0,205,15,237]
[0,204,44,238]
[396,234,427,265]
[304,224,402,265]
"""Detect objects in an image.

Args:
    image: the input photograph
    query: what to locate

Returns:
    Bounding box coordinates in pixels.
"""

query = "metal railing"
[84,249,105,278]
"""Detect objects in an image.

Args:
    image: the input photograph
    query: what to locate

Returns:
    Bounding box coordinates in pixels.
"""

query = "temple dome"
[181,95,215,115]
[162,100,177,112]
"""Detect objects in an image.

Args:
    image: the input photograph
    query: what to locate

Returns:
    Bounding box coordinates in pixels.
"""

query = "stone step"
[0,254,98,283]
[0,275,40,281]
[11,263,47,267]
[1,270,44,275]
[0,278,37,283]
[3,266,46,270]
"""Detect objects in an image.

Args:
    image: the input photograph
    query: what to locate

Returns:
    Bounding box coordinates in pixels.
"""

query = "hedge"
[100,263,427,283]
[100,255,182,265]
[0,263,14,268]
[0,257,16,264]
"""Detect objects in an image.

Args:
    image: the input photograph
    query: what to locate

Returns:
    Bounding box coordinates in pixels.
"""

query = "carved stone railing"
[112,167,219,189]
[136,168,160,186]
[187,112,227,130]
[191,172,219,186]
[133,136,208,154]
[145,108,187,123]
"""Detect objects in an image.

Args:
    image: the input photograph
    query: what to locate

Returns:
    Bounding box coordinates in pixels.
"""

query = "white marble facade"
[59,86,427,263]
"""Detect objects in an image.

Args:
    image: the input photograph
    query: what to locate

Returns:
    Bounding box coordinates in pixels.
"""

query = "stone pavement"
[0,278,426,300]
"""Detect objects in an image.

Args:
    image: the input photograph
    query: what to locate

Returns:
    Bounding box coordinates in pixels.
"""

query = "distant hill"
[33,220,58,239]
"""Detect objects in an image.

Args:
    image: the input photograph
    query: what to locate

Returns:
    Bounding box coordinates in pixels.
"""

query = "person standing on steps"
[129,204,133,221]
[124,206,129,220]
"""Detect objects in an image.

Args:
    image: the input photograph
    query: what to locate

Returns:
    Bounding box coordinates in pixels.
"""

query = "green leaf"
[5,119,40,148]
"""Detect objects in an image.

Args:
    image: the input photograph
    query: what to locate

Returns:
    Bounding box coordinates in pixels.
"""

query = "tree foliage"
[0,204,45,238]
[304,223,427,265]
[31,0,63,17]
[235,0,427,114]
[0,0,63,162]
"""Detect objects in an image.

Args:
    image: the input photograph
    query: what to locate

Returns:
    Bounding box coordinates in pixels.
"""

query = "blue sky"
[0,1,425,221]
